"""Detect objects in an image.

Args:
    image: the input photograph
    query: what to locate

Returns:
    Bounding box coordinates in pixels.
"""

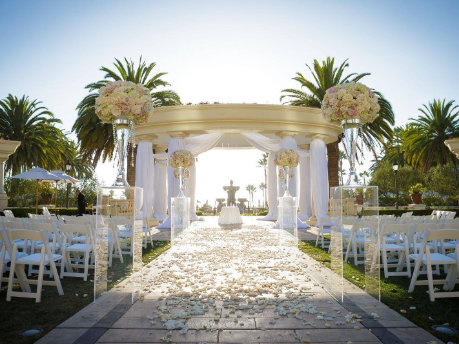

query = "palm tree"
[246,184,257,208]
[258,182,267,207]
[404,99,459,171]
[60,139,94,179]
[257,152,268,205]
[0,94,65,175]
[73,57,181,185]
[280,57,395,187]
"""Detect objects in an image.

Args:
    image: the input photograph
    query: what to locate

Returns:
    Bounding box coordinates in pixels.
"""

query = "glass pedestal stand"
[171,196,190,246]
[329,185,380,302]
[94,187,143,304]
[277,196,298,247]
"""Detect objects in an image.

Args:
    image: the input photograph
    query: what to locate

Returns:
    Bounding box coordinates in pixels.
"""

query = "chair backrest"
[3,210,15,218]
[441,223,459,230]
[65,219,89,226]
[59,223,94,247]
[42,207,51,216]
[26,218,44,224]
[4,221,27,230]
[7,229,54,258]
[419,229,459,254]
[381,223,412,235]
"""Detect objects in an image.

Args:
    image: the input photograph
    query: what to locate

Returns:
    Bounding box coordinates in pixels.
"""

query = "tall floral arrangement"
[169,150,195,168]
[174,168,190,179]
[274,149,299,167]
[321,82,380,125]
[95,81,154,124]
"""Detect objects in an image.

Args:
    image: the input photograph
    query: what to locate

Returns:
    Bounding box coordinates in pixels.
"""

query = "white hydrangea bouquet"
[169,150,195,168]
[321,82,380,125]
[274,149,299,167]
[95,80,154,124]
[174,168,190,179]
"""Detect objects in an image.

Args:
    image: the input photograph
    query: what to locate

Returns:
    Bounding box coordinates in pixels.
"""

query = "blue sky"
[1,0,459,205]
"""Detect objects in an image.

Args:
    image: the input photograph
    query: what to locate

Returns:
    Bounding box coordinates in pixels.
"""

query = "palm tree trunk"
[127,145,137,186]
[327,142,340,187]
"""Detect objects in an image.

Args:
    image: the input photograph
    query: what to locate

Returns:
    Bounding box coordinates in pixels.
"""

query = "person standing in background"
[76,189,87,216]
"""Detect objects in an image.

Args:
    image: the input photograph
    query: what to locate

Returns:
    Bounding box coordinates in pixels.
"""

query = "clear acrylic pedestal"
[329,186,380,302]
[94,187,143,304]
[171,196,190,246]
[277,196,298,247]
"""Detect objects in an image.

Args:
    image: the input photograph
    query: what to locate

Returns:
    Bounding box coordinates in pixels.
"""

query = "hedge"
[3,207,89,218]
[372,209,459,217]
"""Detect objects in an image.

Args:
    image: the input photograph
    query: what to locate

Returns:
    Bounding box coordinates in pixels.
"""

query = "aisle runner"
[140,218,365,341]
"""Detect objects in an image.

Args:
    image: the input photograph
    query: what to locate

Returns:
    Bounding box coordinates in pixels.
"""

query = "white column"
[310,135,329,225]
[157,132,188,229]
[187,163,202,221]
[298,144,312,221]
[153,160,168,221]
[0,141,21,211]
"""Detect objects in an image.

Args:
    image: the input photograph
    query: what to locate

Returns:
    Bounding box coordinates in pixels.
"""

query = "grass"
[0,240,170,344]
[299,240,459,344]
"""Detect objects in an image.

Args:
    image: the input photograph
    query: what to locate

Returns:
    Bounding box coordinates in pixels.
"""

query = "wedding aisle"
[38,218,443,344]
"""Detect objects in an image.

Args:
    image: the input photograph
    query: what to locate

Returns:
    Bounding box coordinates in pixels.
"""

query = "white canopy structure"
[134,104,341,228]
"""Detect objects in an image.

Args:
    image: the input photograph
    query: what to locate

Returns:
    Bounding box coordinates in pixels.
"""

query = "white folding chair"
[315,216,333,249]
[409,229,459,301]
[380,224,412,278]
[6,229,63,302]
[344,220,378,266]
[59,224,94,281]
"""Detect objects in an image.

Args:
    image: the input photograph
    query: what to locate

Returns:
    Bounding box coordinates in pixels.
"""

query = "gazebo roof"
[136,104,341,148]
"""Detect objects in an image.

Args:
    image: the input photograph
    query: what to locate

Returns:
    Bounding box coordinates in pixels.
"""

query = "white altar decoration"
[218,206,243,225]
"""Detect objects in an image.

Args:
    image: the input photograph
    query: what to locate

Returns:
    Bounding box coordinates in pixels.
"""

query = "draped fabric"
[156,138,187,229]
[298,154,312,221]
[156,133,224,228]
[310,138,329,224]
[259,153,277,220]
[153,160,168,221]
[135,141,154,218]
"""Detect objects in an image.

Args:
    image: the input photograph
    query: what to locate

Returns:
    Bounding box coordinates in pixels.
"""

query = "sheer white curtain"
[241,133,308,227]
[156,133,224,228]
[135,141,154,218]
[310,138,329,224]
[153,160,168,221]
[298,154,312,221]
[157,138,187,229]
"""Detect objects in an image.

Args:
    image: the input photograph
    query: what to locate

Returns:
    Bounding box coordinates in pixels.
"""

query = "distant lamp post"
[392,162,399,210]
[65,160,72,208]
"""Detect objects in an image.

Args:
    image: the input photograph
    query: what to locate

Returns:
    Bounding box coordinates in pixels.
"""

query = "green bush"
[375,209,458,217]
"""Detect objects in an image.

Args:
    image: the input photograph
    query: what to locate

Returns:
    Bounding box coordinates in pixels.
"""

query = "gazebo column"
[298,144,312,221]
[0,140,21,211]
[157,131,189,229]
[310,135,329,226]
[153,143,168,222]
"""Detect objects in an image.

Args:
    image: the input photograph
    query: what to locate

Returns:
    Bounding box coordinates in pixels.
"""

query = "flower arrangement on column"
[95,81,155,187]
[169,150,194,197]
[274,149,299,196]
[321,82,380,185]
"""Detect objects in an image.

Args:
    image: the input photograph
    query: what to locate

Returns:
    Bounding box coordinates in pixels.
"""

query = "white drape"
[156,133,224,228]
[153,161,168,221]
[135,141,154,218]
[298,154,312,221]
[310,138,329,224]
[261,153,277,220]
[241,133,308,227]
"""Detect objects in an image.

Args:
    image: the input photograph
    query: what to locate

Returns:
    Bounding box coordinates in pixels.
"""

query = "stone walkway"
[37,217,443,344]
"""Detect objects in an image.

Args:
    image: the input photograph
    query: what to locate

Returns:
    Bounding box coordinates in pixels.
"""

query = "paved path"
[38,218,443,344]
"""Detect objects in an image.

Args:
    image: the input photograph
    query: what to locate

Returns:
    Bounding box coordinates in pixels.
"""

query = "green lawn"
[0,241,170,344]
[299,240,459,344]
